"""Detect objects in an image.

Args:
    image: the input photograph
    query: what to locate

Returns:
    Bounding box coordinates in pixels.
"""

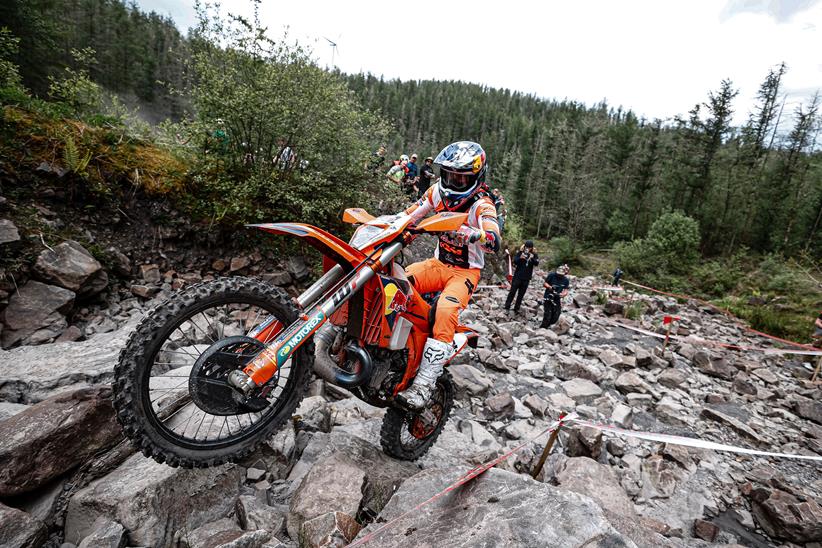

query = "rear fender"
[248,223,365,270]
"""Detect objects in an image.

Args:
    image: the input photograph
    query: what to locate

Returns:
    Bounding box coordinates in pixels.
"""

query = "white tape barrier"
[569,418,822,463]
[611,320,822,357]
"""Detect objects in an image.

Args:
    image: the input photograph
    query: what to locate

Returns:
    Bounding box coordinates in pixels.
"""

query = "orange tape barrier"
[621,280,818,352]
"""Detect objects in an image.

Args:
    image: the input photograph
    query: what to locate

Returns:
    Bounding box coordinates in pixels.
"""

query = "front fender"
[247,223,365,270]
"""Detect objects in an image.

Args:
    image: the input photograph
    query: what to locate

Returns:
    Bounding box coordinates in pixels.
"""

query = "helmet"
[434,141,487,210]
[400,154,410,162]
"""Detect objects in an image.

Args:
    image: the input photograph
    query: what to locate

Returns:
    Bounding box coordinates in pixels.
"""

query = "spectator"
[813,311,822,347]
[386,157,408,185]
[418,156,435,198]
[541,264,570,328]
[504,240,539,314]
[612,266,623,287]
[407,153,419,182]
[367,144,387,171]
[491,188,507,234]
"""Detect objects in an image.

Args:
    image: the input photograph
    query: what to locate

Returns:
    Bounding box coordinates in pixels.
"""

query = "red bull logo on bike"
[278,310,325,363]
[383,283,408,314]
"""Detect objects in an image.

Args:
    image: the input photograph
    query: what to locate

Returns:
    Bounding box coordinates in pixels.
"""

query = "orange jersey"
[405,183,500,269]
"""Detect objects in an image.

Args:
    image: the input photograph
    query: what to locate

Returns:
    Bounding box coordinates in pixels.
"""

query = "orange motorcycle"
[113,209,478,467]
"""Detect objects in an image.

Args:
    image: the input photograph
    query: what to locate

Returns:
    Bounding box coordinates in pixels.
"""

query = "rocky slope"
[0,267,820,548]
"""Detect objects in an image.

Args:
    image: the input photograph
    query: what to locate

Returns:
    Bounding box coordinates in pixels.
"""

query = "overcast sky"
[136,0,822,125]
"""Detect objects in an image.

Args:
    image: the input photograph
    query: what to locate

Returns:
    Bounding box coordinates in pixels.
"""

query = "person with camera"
[541,264,570,328]
[504,240,539,314]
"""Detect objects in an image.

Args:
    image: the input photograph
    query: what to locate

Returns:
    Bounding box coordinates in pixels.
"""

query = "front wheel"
[113,277,313,468]
[380,371,454,461]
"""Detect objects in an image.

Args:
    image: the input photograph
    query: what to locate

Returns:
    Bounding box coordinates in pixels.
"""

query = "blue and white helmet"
[434,141,487,211]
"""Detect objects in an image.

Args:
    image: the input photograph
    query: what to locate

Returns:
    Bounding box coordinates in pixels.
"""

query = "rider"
[397,141,500,408]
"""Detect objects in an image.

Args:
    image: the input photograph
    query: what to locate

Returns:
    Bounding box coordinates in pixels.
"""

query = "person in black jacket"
[504,240,539,313]
[541,264,570,328]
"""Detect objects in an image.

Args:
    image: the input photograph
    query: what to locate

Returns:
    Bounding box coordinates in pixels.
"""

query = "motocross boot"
[397,338,454,409]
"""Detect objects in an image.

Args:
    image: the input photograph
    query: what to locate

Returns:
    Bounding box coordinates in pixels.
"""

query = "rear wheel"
[113,277,313,468]
[380,371,454,461]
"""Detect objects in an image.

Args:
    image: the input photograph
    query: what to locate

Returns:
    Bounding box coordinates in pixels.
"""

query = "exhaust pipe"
[313,325,372,388]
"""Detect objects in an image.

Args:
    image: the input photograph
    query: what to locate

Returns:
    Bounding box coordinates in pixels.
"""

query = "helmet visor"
[440,169,476,192]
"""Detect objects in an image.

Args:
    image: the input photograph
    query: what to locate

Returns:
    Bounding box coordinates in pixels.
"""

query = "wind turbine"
[323,35,340,67]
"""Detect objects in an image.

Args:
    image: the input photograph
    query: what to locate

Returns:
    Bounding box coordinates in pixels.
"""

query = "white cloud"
[135,0,822,125]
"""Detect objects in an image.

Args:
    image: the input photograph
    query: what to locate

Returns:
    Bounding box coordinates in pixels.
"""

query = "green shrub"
[607,210,632,242]
[595,291,608,305]
[47,48,104,119]
[550,236,582,266]
[625,300,645,320]
[615,211,700,277]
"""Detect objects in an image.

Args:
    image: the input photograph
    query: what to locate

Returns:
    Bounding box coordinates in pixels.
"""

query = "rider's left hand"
[449,225,483,246]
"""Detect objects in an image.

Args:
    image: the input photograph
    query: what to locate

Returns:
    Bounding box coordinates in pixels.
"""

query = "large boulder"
[0,386,120,497]
[287,429,419,508]
[64,453,244,546]
[288,452,366,540]
[354,467,634,547]
[0,321,136,403]
[1,280,75,348]
[555,457,638,518]
[749,485,822,543]
[33,240,108,296]
[561,378,603,403]
[0,503,47,548]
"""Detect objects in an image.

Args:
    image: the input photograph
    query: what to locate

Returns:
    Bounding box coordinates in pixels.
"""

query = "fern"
[62,135,92,177]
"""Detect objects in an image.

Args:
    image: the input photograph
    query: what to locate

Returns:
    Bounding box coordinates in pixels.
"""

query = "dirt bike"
[113,209,479,468]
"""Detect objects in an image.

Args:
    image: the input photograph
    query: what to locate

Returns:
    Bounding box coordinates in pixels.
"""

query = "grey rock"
[140,264,161,283]
[0,386,120,497]
[33,240,108,296]
[794,398,822,425]
[262,270,292,287]
[286,431,418,529]
[701,407,767,444]
[353,467,634,547]
[287,452,365,540]
[522,394,549,417]
[555,354,602,382]
[1,281,75,348]
[0,502,47,548]
[299,511,361,548]
[76,517,126,548]
[448,363,493,398]
[0,401,29,421]
[732,372,757,395]
[604,301,625,316]
[657,368,686,389]
[286,256,310,281]
[611,403,634,428]
[692,351,736,381]
[484,392,515,418]
[0,321,136,403]
[555,457,637,518]
[459,419,501,450]
[561,378,603,403]
[0,219,20,245]
[751,367,778,384]
[105,247,131,277]
[615,371,648,395]
[749,485,822,543]
[236,496,286,535]
[64,453,243,547]
[599,348,623,368]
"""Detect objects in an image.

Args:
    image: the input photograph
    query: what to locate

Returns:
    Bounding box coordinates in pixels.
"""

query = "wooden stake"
[532,421,564,480]
[812,355,822,383]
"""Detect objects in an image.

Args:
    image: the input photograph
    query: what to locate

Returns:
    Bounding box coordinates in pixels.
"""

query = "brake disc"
[188,336,273,415]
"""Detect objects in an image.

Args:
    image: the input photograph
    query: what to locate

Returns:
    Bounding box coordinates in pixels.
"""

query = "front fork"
[228,242,403,395]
